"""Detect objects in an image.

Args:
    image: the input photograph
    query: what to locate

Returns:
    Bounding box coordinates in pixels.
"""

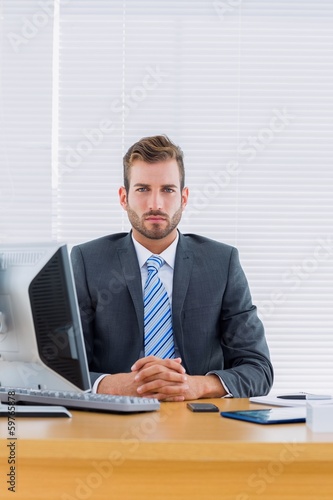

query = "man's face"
[119,159,188,245]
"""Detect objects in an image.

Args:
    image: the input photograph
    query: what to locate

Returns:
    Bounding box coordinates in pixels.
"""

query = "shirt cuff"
[206,371,233,398]
[92,374,109,394]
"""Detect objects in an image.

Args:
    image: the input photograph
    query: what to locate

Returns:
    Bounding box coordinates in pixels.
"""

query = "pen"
[277,394,333,400]
[277,395,306,400]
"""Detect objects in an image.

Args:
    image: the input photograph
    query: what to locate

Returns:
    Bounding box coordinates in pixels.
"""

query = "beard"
[126,206,183,240]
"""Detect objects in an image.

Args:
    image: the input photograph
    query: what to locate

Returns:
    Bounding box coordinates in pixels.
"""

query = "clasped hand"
[97,356,225,401]
[131,356,190,402]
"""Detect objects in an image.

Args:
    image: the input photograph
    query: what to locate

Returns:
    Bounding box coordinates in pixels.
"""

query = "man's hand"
[132,356,227,401]
[96,357,187,398]
[96,371,140,396]
[131,356,189,402]
[97,356,227,401]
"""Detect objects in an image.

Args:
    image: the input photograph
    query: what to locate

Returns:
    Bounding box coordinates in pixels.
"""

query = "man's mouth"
[145,216,166,222]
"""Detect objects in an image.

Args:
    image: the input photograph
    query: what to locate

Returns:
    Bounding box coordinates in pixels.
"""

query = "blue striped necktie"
[144,255,175,359]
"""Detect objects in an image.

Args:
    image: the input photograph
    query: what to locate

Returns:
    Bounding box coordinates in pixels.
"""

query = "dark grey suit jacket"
[71,232,273,397]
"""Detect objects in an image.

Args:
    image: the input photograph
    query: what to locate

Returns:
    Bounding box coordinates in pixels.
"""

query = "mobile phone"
[187,403,219,412]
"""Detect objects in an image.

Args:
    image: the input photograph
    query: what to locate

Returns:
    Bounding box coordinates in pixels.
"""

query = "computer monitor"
[0,244,91,392]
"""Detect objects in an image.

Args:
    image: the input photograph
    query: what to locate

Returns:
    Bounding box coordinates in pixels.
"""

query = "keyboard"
[0,387,160,413]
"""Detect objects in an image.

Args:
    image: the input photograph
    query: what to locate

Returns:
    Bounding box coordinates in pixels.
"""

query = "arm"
[71,245,108,385]
[71,245,96,367]
[211,247,274,397]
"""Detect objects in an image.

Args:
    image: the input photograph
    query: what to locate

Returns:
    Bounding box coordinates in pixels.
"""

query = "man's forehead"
[130,158,179,170]
[128,159,181,184]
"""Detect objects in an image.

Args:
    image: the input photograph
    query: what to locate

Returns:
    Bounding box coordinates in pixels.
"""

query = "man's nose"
[148,191,163,210]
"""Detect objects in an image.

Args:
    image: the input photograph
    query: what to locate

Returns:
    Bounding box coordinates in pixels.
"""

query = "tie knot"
[146,255,164,274]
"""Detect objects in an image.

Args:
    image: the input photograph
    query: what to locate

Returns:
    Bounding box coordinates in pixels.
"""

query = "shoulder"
[71,233,131,259]
[180,233,236,256]
[177,233,242,277]
[74,233,129,249]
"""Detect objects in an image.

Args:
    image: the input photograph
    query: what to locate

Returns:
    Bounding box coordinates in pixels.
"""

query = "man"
[71,135,273,401]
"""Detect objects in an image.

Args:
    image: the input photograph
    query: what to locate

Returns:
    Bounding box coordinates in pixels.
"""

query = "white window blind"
[1,0,333,393]
[0,0,54,242]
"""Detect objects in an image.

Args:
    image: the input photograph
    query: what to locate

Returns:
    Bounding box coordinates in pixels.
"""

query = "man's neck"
[132,229,178,254]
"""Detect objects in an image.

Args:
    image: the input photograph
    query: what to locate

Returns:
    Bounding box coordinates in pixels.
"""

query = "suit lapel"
[172,233,193,353]
[117,234,144,339]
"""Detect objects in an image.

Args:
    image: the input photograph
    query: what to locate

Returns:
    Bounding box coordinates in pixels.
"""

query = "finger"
[137,361,186,378]
[131,356,161,371]
[137,380,189,397]
[135,365,187,384]
[132,356,185,374]
[131,356,183,371]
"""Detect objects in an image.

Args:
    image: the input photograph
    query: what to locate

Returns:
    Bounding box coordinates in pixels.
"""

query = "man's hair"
[123,135,185,192]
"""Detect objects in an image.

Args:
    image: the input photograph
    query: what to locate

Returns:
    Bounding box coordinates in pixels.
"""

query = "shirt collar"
[131,232,179,270]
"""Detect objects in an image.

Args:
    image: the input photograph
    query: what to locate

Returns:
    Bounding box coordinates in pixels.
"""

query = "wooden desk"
[1,398,333,499]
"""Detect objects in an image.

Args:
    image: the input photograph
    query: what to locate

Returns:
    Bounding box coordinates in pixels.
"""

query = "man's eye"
[137,187,148,192]
[164,188,174,193]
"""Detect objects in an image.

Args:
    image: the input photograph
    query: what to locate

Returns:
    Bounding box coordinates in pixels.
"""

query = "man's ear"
[181,187,189,209]
[119,186,128,210]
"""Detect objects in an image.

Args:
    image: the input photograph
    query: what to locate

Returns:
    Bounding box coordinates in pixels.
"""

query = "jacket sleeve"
[210,248,274,397]
[71,245,104,386]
